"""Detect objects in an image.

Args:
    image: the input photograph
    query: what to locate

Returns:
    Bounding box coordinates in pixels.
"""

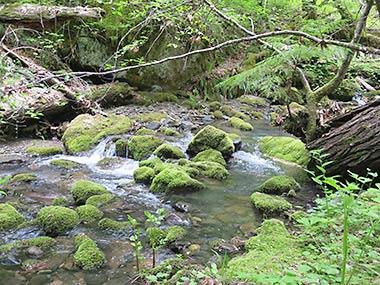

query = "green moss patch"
[71,180,109,205]
[161,127,181,137]
[139,157,163,168]
[137,91,179,104]
[0,203,25,232]
[193,149,226,166]
[251,192,292,214]
[0,236,56,252]
[11,173,37,182]
[165,226,187,243]
[150,168,205,193]
[136,128,156,135]
[51,197,69,206]
[259,136,310,166]
[220,105,250,120]
[188,161,229,180]
[134,166,155,184]
[86,193,114,207]
[26,146,63,156]
[257,175,300,195]
[237,95,266,107]
[229,117,254,131]
[77,205,103,223]
[213,110,224,119]
[37,206,79,236]
[50,159,81,169]
[153,143,185,159]
[74,233,105,269]
[98,218,130,232]
[128,135,164,161]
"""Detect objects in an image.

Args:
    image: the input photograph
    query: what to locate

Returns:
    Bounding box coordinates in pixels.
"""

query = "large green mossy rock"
[229,117,254,131]
[62,114,132,153]
[259,136,309,166]
[74,233,105,269]
[0,204,25,232]
[133,166,155,184]
[257,175,300,195]
[153,143,185,159]
[193,149,226,166]
[37,206,79,236]
[50,159,82,169]
[86,193,114,207]
[187,126,235,158]
[128,135,164,161]
[188,161,229,180]
[251,192,292,214]
[71,180,109,205]
[26,146,63,156]
[77,205,103,223]
[227,219,301,278]
[150,168,205,193]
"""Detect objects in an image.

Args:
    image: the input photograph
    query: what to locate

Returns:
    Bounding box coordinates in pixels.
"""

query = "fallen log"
[308,98,380,177]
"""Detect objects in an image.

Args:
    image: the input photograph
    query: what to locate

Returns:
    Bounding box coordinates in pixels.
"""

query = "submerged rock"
[0,203,25,232]
[37,206,79,236]
[251,192,292,214]
[71,180,109,205]
[257,175,300,195]
[73,233,105,270]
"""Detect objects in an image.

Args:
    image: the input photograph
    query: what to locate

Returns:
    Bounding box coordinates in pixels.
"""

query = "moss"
[213,110,224,119]
[51,197,69,206]
[153,162,200,178]
[249,111,266,119]
[209,101,221,111]
[227,219,301,277]
[37,206,79,236]
[187,125,235,158]
[128,135,164,160]
[259,136,310,166]
[26,146,63,156]
[161,127,181,137]
[115,138,128,157]
[229,117,254,131]
[50,159,81,169]
[251,192,292,214]
[237,95,266,107]
[220,105,250,120]
[11,173,37,182]
[136,128,156,135]
[77,205,103,223]
[290,210,307,222]
[137,91,179,104]
[98,218,130,232]
[165,226,187,243]
[150,168,205,193]
[86,193,114,207]
[139,157,163,168]
[257,175,300,195]
[74,233,105,269]
[71,180,109,205]
[96,157,123,169]
[153,143,185,159]
[134,166,155,184]
[227,133,241,141]
[135,112,169,123]
[146,227,166,248]
[62,114,132,153]
[0,203,25,232]
[0,236,56,252]
[188,161,229,180]
[193,149,226,166]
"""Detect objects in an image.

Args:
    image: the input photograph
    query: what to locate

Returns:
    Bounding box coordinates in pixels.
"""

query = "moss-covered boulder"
[0,204,25,232]
[154,162,200,178]
[150,168,204,193]
[26,146,63,156]
[37,206,79,236]
[220,105,250,120]
[213,110,224,119]
[189,161,229,180]
[128,135,164,160]
[139,157,163,168]
[62,114,132,153]
[209,101,221,111]
[257,175,300,195]
[259,136,309,166]
[165,226,187,243]
[187,125,235,158]
[51,197,69,206]
[74,233,105,269]
[98,218,130,232]
[11,173,37,182]
[115,138,128,157]
[0,236,56,253]
[71,180,109,205]
[77,205,103,223]
[193,149,226,166]
[50,159,81,169]
[161,127,181,137]
[251,192,292,214]
[134,166,155,184]
[229,117,254,131]
[153,143,185,159]
[86,193,114,207]
[136,128,156,135]
[237,95,266,107]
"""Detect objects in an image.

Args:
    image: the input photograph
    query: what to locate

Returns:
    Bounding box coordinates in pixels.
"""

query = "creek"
[0,119,315,285]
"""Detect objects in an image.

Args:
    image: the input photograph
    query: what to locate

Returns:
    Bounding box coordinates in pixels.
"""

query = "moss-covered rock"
[74,233,105,269]
[188,161,229,180]
[128,135,164,160]
[220,105,250,121]
[62,114,132,153]
[115,138,128,157]
[187,125,235,158]
[229,117,254,131]
[257,175,300,195]
[165,226,187,243]
[86,193,114,207]
[136,128,156,135]
[26,146,63,156]
[0,236,56,253]
[209,101,221,111]
[139,157,163,168]
[135,112,169,122]
[0,203,25,232]
[50,159,81,169]
[153,143,185,159]
[51,197,69,206]
[237,95,266,107]
[259,136,309,166]
[37,206,79,236]
[133,166,155,184]
[11,173,37,182]
[150,168,204,193]
[251,192,292,214]
[193,149,226,166]
[71,180,109,205]
[77,205,103,223]
[213,110,224,119]
[153,162,200,178]
[98,218,130,232]
[161,127,181,137]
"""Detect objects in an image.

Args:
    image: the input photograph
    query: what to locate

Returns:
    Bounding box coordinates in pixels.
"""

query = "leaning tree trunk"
[308,98,380,177]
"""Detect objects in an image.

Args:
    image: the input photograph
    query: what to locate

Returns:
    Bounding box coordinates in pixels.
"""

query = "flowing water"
[0,119,315,285]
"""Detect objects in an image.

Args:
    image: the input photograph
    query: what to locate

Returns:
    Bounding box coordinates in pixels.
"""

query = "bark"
[308,98,380,177]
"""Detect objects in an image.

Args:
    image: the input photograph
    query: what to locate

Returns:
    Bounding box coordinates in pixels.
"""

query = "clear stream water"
[0,119,315,285]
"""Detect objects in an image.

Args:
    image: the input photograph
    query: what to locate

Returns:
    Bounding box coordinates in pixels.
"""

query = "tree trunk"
[308,98,380,177]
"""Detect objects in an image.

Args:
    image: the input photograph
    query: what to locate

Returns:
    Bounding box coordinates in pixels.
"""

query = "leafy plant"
[127,215,143,273]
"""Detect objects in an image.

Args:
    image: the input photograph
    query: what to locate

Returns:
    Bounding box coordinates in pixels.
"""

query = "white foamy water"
[232,150,281,173]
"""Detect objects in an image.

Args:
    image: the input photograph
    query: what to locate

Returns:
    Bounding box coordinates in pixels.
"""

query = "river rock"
[25,246,44,258]
[173,201,190,213]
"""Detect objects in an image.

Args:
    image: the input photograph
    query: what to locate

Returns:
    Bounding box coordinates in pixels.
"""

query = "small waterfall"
[232,150,281,173]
